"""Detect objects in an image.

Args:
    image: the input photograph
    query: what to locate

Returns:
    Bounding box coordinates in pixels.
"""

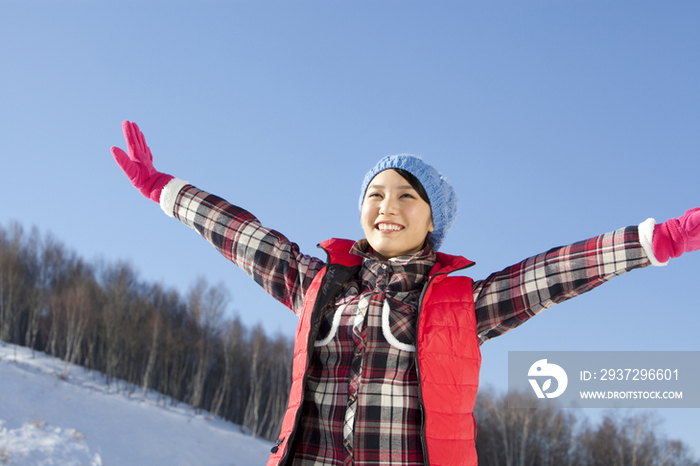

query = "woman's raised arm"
[110,120,325,315]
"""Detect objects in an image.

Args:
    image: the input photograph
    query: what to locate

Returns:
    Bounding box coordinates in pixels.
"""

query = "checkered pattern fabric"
[169,183,651,466]
[292,243,433,466]
[473,227,649,343]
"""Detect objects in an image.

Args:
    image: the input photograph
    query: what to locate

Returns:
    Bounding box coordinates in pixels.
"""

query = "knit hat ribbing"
[359,154,458,251]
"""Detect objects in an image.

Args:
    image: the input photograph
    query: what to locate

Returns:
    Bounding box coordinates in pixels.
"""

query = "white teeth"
[377,223,402,231]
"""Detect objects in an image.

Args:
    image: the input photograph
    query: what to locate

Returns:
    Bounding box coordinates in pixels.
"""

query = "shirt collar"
[349,239,436,266]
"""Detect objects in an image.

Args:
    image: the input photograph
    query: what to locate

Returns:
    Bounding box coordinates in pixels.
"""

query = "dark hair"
[393,168,431,206]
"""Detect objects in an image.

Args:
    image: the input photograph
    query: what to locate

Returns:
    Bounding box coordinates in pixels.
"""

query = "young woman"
[112,120,699,466]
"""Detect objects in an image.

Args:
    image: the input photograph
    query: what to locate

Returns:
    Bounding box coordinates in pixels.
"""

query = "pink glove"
[652,208,700,263]
[111,121,173,203]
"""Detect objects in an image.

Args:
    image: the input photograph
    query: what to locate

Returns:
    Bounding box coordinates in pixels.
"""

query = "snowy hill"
[0,342,273,466]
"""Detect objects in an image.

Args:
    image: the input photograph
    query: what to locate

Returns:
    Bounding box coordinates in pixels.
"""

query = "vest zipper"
[414,261,475,466]
[278,258,334,465]
[279,243,360,465]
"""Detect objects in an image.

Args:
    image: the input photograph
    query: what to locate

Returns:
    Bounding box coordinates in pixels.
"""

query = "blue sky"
[1,0,699,454]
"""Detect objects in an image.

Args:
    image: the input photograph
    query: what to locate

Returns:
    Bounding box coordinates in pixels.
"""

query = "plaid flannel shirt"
[165,181,651,466]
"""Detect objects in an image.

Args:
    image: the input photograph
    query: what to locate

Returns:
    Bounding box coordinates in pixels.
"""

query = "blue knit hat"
[359,154,458,251]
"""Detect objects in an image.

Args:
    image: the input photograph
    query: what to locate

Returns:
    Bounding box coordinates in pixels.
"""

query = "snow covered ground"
[0,342,273,466]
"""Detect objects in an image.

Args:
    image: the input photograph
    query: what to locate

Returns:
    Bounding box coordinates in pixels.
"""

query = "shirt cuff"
[159,177,190,218]
[638,217,669,267]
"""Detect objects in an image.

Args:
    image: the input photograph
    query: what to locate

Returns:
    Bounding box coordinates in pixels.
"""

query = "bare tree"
[0,224,27,345]
[243,324,269,437]
[578,412,675,466]
[257,332,292,440]
[141,310,162,401]
[211,317,244,418]
[659,440,700,466]
[475,388,578,466]
[45,258,92,360]
[21,227,48,352]
[186,277,228,411]
[98,262,139,386]
[52,280,95,378]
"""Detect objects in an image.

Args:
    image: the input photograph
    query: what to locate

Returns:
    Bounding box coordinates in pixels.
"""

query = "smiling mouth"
[376,223,404,231]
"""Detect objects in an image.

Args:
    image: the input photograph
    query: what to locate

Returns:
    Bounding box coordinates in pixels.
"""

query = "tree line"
[0,221,697,464]
[475,389,698,466]
[0,222,291,440]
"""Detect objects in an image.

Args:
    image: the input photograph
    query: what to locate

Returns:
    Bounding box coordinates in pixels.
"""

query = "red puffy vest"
[268,239,480,466]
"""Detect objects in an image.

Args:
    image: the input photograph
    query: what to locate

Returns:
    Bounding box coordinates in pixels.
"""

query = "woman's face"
[361,169,434,261]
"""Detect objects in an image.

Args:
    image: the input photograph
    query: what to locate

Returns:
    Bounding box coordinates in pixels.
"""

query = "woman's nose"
[379,196,397,215]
